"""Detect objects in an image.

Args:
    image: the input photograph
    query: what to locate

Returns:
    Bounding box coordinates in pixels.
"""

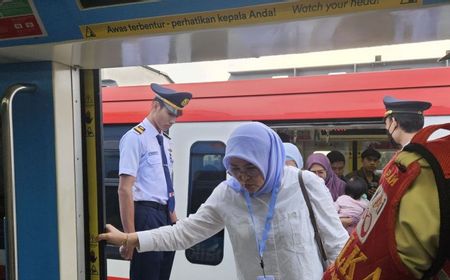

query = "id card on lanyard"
[244,186,279,280]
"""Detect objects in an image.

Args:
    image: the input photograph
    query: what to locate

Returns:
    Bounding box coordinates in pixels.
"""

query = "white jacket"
[137,166,348,279]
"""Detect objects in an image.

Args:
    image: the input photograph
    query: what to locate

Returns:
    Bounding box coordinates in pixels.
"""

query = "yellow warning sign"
[80,0,422,39]
[85,26,96,38]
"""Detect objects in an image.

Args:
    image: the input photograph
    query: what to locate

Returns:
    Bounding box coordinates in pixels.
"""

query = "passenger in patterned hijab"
[223,122,285,196]
[306,153,346,201]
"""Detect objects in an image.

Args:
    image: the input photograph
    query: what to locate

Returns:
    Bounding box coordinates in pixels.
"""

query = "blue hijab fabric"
[283,142,303,169]
[223,122,285,196]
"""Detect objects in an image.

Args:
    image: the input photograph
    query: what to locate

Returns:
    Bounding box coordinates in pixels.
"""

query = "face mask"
[386,119,400,147]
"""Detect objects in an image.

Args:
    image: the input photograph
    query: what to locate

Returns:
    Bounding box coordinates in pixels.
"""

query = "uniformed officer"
[118,83,192,280]
[323,96,448,279]
[383,95,432,147]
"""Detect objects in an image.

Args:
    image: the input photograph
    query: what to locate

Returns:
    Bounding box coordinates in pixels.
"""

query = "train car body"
[102,67,450,280]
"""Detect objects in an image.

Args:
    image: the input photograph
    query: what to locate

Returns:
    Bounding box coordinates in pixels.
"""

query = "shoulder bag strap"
[298,170,328,267]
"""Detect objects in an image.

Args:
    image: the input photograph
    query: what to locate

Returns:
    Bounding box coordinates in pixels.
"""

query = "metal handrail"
[1,84,36,280]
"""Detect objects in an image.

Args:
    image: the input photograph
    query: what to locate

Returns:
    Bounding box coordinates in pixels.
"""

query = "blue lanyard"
[243,185,279,271]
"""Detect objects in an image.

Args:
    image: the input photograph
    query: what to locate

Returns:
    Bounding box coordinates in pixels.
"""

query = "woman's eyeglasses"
[227,165,260,178]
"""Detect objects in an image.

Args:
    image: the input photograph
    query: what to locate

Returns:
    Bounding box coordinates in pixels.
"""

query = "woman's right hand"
[119,245,134,260]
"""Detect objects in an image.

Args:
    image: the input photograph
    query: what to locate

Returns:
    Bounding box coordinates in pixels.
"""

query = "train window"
[186,141,226,266]
[103,125,132,179]
[273,124,397,176]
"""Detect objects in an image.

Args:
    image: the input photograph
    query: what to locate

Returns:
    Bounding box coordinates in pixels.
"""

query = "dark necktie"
[156,134,175,213]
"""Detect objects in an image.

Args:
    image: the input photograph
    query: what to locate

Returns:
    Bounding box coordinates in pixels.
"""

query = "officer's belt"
[135,201,168,211]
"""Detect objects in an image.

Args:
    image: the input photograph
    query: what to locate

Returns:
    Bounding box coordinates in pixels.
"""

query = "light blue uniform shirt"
[119,118,173,204]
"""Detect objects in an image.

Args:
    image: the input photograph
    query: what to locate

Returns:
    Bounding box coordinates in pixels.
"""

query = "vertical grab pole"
[1,84,36,280]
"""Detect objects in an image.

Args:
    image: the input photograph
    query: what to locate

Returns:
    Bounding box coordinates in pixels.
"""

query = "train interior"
[272,122,395,174]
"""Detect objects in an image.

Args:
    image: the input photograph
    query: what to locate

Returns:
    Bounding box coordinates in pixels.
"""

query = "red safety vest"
[323,123,450,280]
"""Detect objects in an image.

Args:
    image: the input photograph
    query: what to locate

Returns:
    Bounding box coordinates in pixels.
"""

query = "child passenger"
[335,176,369,234]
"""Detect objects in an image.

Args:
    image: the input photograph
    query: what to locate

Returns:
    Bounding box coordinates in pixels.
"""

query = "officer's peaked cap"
[361,147,381,160]
[151,83,192,115]
[383,96,431,118]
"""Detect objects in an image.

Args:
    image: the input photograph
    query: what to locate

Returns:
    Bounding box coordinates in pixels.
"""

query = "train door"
[0,63,105,280]
[0,62,77,279]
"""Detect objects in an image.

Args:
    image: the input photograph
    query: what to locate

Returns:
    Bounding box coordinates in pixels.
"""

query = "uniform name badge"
[257,276,275,280]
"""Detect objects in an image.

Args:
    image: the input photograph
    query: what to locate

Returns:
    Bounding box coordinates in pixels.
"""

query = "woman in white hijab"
[98,122,348,279]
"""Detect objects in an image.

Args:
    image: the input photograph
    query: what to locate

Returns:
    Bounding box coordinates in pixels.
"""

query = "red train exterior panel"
[102,67,450,124]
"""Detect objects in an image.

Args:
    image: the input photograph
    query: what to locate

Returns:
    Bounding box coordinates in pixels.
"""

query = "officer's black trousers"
[130,202,175,280]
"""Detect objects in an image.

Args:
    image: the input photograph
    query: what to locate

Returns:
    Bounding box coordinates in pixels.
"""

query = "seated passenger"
[306,153,346,201]
[334,176,369,234]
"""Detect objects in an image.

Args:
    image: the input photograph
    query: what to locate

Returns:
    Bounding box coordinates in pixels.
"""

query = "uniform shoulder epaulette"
[133,125,145,135]
[163,131,171,140]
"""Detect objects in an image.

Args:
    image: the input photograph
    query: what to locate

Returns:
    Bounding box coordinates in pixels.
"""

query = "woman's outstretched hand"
[97,224,139,260]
